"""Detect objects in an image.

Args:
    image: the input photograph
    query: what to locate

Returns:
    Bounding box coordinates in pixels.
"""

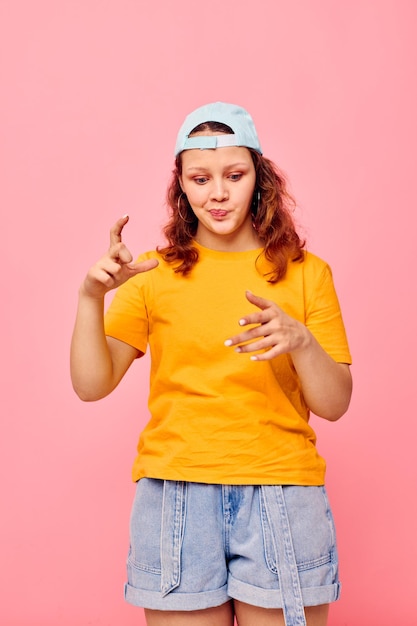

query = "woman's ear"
[178,176,184,192]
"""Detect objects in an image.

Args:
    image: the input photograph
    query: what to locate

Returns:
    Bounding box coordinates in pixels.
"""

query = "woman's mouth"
[209,209,228,218]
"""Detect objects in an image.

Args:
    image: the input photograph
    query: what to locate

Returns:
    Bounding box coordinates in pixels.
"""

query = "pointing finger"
[109,214,129,248]
[245,290,274,310]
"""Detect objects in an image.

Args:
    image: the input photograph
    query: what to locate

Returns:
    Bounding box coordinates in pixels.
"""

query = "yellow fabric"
[104,243,351,486]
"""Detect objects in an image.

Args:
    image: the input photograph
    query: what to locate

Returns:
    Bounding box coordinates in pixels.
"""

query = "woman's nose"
[210,179,229,201]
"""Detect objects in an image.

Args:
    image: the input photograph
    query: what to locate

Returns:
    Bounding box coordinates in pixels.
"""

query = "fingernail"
[224,339,232,347]
[239,319,246,326]
[250,355,258,361]
[122,213,129,218]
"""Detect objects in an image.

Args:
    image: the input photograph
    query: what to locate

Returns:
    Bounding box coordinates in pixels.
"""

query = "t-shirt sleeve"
[104,268,150,355]
[304,260,352,364]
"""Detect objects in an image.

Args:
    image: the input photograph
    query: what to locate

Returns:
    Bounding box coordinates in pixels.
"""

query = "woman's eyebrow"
[184,166,209,173]
[185,162,250,173]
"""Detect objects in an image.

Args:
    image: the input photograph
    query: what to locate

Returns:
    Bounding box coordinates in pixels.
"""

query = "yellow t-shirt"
[104,243,351,486]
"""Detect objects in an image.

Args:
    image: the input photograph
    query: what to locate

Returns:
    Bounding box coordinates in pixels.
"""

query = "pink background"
[1,1,416,624]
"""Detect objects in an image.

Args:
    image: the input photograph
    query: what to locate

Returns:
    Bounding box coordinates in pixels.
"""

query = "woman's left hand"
[224,290,309,361]
[225,290,352,420]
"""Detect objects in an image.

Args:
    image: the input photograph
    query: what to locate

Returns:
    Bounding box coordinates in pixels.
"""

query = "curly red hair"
[158,123,305,283]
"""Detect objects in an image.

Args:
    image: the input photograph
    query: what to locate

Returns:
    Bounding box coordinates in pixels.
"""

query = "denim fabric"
[125,479,340,624]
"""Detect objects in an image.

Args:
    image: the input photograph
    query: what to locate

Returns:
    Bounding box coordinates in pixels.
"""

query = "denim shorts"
[124,479,340,626]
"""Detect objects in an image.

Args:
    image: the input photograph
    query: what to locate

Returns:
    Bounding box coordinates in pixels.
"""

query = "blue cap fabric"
[174,102,262,156]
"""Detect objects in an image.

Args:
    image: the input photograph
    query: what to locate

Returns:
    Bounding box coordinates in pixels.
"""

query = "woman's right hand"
[81,215,159,299]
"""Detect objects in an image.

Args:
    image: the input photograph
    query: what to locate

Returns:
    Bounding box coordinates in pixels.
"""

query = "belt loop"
[260,486,306,626]
[160,480,187,596]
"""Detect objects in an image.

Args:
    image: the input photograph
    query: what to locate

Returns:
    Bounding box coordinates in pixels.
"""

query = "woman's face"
[179,138,259,251]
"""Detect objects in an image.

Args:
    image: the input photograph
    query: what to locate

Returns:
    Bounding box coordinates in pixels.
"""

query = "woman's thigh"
[145,601,328,626]
[145,602,234,626]
[234,600,329,626]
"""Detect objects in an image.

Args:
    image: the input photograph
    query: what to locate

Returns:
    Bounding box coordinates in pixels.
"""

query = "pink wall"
[1,1,416,624]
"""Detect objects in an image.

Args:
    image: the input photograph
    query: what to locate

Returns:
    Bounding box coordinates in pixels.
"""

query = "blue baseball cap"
[174,102,262,156]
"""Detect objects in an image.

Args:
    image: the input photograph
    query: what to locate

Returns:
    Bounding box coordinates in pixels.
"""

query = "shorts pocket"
[128,478,164,576]
[127,478,187,596]
[260,486,338,581]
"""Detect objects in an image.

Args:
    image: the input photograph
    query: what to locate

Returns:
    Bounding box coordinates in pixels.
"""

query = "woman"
[71,102,352,626]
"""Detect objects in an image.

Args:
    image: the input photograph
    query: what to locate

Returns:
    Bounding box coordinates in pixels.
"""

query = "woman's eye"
[229,173,242,181]
[194,177,208,184]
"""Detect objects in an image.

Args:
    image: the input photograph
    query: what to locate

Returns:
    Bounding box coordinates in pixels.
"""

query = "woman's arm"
[224,290,352,421]
[288,339,351,421]
[70,216,158,401]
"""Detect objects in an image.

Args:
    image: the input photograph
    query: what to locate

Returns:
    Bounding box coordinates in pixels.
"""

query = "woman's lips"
[209,209,228,218]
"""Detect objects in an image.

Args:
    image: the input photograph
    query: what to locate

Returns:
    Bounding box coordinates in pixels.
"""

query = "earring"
[251,190,261,231]
[252,190,261,216]
[177,193,195,224]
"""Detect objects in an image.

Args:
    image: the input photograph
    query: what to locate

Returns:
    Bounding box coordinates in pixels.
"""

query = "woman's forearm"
[70,290,116,401]
[291,330,352,421]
